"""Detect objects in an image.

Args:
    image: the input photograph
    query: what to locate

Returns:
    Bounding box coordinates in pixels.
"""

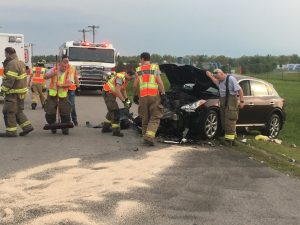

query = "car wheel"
[262,114,281,138]
[199,110,219,139]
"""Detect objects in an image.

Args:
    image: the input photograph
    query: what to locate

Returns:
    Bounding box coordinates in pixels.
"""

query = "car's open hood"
[159,64,218,91]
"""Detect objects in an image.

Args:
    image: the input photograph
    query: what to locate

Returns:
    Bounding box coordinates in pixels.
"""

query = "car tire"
[262,114,281,138]
[199,110,220,139]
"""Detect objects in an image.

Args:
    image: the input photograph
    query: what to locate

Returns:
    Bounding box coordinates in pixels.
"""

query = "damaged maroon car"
[157,64,286,139]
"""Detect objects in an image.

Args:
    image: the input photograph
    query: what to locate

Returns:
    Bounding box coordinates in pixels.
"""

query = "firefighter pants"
[31,83,46,106]
[220,95,239,141]
[103,91,120,129]
[44,95,71,125]
[138,96,163,141]
[2,94,33,135]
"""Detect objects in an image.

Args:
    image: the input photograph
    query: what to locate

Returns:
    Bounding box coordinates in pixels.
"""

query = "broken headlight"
[180,100,207,112]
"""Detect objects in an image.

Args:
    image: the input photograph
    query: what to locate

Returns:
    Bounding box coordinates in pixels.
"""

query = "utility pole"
[87,25,99,43]
[78,29,91,42]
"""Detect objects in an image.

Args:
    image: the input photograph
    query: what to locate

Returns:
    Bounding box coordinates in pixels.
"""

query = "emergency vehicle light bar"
[72,41,113,48]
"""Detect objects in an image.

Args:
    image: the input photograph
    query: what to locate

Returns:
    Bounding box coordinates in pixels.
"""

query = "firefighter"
[133,52,167,146]
[28,60,47,109]
[44,57,72,135]
[0,47,34,137]
[62,56,79,126]
[206,69,245,146]
[102,70,135,137]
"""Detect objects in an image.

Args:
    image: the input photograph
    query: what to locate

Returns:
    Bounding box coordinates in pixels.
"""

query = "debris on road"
[241,138,247,143]
[85,121,103,128]
[270,139,282,145]
[255,135,270,141]
[254,135,282,145]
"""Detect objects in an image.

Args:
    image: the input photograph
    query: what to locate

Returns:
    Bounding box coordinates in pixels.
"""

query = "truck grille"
[79,66,108,87]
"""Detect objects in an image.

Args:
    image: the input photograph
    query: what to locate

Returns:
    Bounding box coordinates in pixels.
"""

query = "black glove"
[160,94,169,107]
[133,95,139,105]
[123,98,132,108]
[31,87,34,92]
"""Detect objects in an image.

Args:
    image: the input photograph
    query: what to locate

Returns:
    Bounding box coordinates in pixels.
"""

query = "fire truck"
[0,33,32,96]
[59,41,118,92]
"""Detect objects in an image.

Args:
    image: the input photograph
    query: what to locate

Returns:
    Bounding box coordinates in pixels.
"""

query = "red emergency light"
[101,43,109,48]
[81,41,91,46]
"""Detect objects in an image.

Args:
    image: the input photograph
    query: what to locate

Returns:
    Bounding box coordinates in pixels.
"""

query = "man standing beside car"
[206,68,245,146]
[133,52,167,146]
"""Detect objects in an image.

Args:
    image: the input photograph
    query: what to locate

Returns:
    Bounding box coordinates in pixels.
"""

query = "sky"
[0,0,299,57]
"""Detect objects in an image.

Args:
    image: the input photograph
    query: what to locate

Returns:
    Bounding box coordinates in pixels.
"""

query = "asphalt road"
[0,92,300,225]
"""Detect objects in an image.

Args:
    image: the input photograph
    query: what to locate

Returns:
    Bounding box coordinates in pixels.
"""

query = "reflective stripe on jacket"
[49,67,70,98]
[1,54,28,94]
[103,72,127,95]
[32,67,46,84]
[136,64,159,97]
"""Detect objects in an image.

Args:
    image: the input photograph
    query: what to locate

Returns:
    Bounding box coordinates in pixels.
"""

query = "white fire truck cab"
[59,41,118,92]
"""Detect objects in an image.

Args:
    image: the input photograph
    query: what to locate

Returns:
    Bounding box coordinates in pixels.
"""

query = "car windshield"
[69,47,115,63]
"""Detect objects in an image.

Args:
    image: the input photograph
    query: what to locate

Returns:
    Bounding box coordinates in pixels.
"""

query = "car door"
[237,79,258,124]
[249,80,275,123]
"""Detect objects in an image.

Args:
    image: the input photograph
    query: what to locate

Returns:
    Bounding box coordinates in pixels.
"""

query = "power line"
[87,25,99,43]
[78,29,91,42]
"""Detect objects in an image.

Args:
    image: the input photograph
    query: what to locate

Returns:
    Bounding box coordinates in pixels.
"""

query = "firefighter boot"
[112,127,124,137]
[20,126,34,136]
[143,136,155,146]
[0,131,17,137]
[31,103,37,110]
[102,122,112,133]
[62,128,69,135]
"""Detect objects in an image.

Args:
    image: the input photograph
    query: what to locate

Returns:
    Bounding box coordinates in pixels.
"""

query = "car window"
[206,87,219,95]
[239,80,251,96]
[251,80,269,96]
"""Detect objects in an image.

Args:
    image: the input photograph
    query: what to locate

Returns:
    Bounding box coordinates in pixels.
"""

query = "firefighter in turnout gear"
[133,52,166,146]
[28,60,47,109]
[0,47,34,137]
[206,69,245,146]
[102,71,136,137]
[44,57,72,135]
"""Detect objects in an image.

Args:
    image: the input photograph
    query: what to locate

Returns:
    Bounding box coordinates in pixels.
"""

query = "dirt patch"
[0,146,201,224]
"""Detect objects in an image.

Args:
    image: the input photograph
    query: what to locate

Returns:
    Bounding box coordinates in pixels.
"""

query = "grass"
[251,71,300,82]
[235,140,300,177]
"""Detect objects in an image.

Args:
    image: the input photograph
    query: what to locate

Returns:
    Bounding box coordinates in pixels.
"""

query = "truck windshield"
[69,47,115,63]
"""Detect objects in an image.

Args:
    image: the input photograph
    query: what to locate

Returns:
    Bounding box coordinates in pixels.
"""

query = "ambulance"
[0,33,32,95]
[59,40,118,92]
